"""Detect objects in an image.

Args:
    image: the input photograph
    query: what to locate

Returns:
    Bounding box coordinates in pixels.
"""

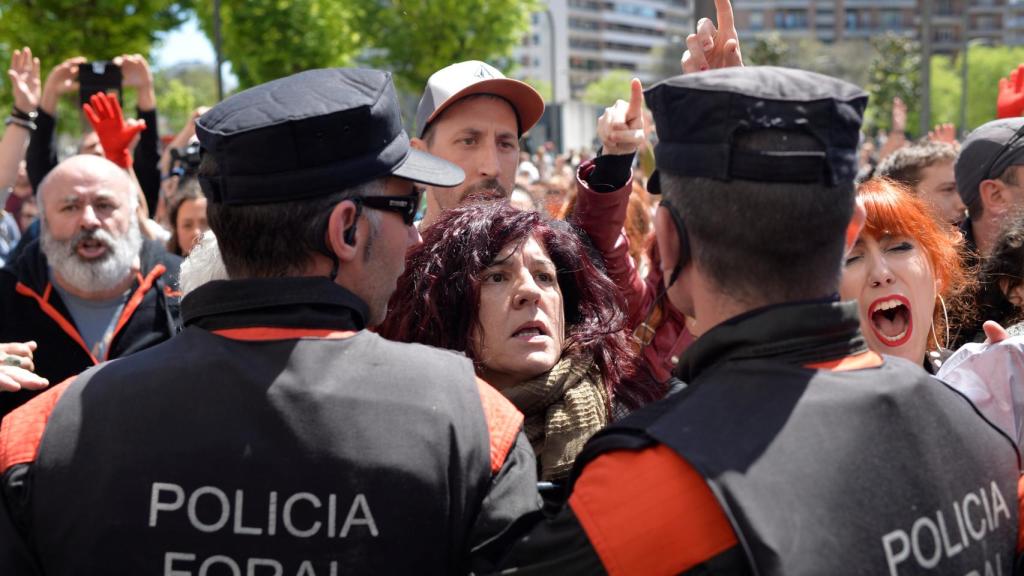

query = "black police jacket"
[0,277,540,575]
[0,238,181,416]
[485,299,1020,575]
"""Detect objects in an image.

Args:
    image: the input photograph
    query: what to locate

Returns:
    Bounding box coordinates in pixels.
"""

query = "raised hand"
[927,123,958,145]
[997,64,1024,119]
[891,97,907,135]
[8,47,40,113]
[83,92,146,169]
[681,0,743,74]
[597,78,646,156]
[114,54,156,111]
[40,56,86,115]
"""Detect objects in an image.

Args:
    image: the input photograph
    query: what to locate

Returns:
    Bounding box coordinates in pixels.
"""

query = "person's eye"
[888,241,913,253]
[499,141,517,150]
[843,254,862,266]
[536,271,556,284]
[60,205,78,213]
[482,271,504,283]
[458,137,477,146]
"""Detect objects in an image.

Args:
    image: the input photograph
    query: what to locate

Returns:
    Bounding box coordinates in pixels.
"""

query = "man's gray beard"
[41,216,143,294]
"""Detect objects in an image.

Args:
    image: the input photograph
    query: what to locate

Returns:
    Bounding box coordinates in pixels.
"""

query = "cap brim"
[392,148,465,188]
[423,78,545,136]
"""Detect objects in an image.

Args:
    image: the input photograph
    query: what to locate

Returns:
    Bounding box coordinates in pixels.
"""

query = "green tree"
[747,32,787,67]
[961,45,1024,131]
[193,0,366,89]
[360,0,541,96]
[864,33,921,135]
[523,77,553,103]
[929,55,961,127]
[0,0,191,108]
[582,70,634,107]
[154,62,219,133]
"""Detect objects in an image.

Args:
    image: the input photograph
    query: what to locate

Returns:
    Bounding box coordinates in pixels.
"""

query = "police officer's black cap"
[645,66,868,194]
[196,68,464,205]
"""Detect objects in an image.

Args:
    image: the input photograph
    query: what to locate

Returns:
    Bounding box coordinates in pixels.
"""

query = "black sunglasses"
[982,122,1024,180]
[354,188,422,226]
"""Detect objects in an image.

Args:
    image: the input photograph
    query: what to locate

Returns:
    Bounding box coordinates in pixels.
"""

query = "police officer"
[0,69,540,575]
[484,66,1021,575]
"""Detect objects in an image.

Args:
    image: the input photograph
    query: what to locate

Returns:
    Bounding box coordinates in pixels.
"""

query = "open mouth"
[76,237,109,260]
[868,295,913,347]
[511,321,549,341]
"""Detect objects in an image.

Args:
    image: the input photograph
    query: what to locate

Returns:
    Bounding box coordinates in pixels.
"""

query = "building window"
[880,10,902,29]
[613,2,660,18]
[775,9,808,29]
[749,11,764,31]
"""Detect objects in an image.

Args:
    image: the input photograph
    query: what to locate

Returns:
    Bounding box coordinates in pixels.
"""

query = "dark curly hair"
[379,202,650,408]
[949,214,1024,346]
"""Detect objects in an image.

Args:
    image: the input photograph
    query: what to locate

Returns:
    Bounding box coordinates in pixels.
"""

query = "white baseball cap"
[415,60,545,137]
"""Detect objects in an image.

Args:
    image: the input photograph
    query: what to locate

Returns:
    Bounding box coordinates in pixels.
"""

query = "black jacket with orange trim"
[481,299,1020,576]
[0,238,181,416]
[0,277,540,575]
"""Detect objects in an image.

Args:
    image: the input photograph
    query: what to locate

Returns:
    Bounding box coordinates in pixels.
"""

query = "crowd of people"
[3,0,1024,573]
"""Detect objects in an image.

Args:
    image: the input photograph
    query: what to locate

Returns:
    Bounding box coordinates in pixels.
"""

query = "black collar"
[181,277,369,332]
[674,298,867,383]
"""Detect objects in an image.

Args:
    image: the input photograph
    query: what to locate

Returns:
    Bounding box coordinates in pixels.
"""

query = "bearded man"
[0,155,180,415]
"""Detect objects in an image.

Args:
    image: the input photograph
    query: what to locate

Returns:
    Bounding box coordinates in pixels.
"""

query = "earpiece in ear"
[344,222,358,247]
[660,200,690,287]
[343,201,363,247]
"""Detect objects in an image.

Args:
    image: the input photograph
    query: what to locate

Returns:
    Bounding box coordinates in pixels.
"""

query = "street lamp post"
[214,0,224,102]
[960,38,989,137]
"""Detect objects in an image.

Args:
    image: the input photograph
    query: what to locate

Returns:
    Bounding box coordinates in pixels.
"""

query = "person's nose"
[80,204,101,230]
[512,272,543,308]
[868,254,895,288]
[407,222,423,248]
[477,142,501,179]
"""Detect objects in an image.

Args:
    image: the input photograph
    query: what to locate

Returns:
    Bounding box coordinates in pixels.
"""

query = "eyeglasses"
[982,122,1024,181]
[354,188,423,226]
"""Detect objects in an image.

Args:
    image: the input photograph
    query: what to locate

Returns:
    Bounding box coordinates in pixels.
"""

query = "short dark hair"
[379,202,655,408]
[659,130,855,305]
[876,141,958,191]
[200,154,383,278]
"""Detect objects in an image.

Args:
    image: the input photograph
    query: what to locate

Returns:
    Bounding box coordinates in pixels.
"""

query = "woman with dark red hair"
[379,202,648,481]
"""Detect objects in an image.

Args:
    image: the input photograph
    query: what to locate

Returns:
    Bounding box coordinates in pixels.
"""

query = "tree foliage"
[360,0,541,95]
[0,0,191,109]
[747,32,787,67]
[864,33,921,134]
[0,1,191,64]
[582,70,634,107]
[193,0,366,89]
[154,62,219,133]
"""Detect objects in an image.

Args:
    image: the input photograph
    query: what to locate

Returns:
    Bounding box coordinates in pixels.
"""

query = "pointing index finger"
[626,78,644,122]
[715,0,735,31]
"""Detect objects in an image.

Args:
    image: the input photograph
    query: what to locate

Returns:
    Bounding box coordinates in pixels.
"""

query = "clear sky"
[151,16,238,90]
[152,18,214,68]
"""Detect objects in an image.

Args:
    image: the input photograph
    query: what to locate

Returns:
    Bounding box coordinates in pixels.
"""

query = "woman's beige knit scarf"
[500,354,610,481]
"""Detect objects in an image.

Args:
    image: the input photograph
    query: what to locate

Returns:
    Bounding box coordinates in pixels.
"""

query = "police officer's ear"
[655,205,684,286]
[845,198,867,254]
[326,199,361,262]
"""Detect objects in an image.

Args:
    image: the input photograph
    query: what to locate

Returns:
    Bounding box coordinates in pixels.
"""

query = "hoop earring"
[931,294,950,351]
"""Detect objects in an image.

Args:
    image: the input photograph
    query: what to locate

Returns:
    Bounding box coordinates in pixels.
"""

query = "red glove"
[82,92,146,168]
[997,64,1024,119]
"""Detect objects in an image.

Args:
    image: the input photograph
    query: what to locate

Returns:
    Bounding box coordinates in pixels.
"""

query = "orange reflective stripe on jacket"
[475,377,524,475]
[0,378,76,472]
[805,351,883,372]
[15,282,97,365]
[212,327,357,341]
[569,444,738,575]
